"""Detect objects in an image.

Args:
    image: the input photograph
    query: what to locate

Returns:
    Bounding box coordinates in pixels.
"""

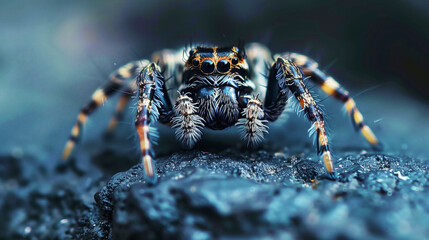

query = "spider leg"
[106,81,137,132]
[107,49,183,132]
[236,97,269,147]
[244,43,273,99]
[171,94,205,148]
[135,63,173,180]
[270,57,335,177]
[62,60,149,160]
[286,52,381,150]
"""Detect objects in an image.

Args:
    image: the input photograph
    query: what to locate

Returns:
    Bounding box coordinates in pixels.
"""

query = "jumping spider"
[62,43,381,181]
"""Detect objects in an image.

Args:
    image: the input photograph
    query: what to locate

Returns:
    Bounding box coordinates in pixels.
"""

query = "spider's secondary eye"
[192,59,199,67]
[217,59,230,73]
[232,58,239,65]
[201,60,215,74]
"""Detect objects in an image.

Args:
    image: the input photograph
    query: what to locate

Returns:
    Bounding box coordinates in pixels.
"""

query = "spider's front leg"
[135,63,173,181]
[269,57,335,178]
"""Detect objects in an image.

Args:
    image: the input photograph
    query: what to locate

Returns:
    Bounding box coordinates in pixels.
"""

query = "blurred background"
[0,0,428,161]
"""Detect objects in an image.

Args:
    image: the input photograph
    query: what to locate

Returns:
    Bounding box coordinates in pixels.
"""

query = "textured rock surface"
[2,148,427,239]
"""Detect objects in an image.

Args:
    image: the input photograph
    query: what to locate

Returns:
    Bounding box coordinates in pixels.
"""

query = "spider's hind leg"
[106,81,137,132]
[62,60,148,160]
[286,52,381,150]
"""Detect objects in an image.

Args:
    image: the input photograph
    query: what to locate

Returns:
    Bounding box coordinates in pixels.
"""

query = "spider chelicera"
[62,43,381,181]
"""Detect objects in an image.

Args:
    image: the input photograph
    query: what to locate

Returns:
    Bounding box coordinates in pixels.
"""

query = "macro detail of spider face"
[187,46,245,75]
[62,42,382,182]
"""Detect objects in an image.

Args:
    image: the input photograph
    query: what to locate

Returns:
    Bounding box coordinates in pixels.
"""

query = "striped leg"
[286,52,381,150]
[135,63,172,181]
[107,50,183,133]
[62,60,148,160]
[106,81,137,132]
[272,57,335,178]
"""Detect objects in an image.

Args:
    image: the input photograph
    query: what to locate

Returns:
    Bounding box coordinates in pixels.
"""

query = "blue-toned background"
[0,0,428,163]
[1,1,429,239]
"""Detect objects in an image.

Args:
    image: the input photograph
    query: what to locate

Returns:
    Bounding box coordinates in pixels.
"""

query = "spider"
[62,43,381,181]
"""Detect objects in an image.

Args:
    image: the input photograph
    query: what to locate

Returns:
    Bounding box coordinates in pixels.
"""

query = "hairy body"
[62,43,381,181]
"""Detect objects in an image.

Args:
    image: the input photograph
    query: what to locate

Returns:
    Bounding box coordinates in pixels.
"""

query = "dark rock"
[74,150,429,240]
[1,147,428,240]
[0,154,99,239]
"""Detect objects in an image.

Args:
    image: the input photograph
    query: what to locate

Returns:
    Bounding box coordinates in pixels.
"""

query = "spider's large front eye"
[232,58,238,65]
[217,59,230,73]
[192,59,199,67]
[201,60,215,74]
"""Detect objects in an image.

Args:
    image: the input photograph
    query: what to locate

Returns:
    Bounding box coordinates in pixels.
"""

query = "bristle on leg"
[287,52,382,150]
[171,94,205,148]
[236,98,269,147]
[272,57,336,178]
[134,63,171,182]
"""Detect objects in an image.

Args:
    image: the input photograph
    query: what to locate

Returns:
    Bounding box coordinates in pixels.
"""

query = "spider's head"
[184,46,249,78]
[182,46,251,129]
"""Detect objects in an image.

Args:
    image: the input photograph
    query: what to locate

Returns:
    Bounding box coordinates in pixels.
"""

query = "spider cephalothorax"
[181,46,251,130]
[62,43,381,181]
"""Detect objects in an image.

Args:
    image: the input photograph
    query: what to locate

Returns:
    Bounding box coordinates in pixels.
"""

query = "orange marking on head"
[232,46,239,54]
[361,125,379,145]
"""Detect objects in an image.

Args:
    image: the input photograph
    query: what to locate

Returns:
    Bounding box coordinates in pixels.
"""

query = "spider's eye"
[217,59,230,73]
[192,59,199,67]
[201,60,215,74]
[232,58,239,65]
